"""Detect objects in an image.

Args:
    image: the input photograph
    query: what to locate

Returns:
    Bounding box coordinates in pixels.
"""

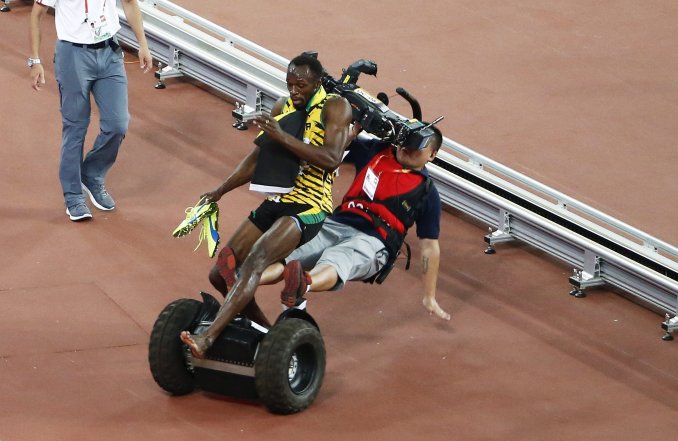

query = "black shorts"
[248,200,327,246]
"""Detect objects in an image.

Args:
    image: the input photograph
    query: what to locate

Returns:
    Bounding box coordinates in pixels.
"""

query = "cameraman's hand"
[423,296,450,321]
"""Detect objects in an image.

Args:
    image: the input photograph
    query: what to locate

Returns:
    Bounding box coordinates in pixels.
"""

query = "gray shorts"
[285,218,388,290]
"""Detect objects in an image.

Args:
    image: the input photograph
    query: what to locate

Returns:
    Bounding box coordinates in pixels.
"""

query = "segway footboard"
[192,317,266,400]
[193,308,327,413]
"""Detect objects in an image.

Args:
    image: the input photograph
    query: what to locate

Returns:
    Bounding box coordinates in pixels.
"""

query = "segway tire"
[148,298,202,395]
[255,318,326,414]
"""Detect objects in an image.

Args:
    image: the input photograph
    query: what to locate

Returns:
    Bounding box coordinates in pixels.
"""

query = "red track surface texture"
[2,2,678,440]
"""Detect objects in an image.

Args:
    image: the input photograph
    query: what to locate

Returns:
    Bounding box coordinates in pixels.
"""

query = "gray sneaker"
[82,182,115,210]
[66,202,93,221]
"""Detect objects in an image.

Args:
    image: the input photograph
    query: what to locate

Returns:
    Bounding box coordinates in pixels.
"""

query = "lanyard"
[84,0,107,23]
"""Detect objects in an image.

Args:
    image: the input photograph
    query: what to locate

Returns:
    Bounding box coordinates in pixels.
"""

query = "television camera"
[234,53,443,148]
[319,56,443,149]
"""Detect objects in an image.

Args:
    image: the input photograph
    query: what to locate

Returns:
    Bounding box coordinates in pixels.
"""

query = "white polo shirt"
[37,0,121,44]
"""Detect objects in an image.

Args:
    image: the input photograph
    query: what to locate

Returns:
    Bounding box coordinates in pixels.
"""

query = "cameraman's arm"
[415,184,448,320]
[420,238,450,320]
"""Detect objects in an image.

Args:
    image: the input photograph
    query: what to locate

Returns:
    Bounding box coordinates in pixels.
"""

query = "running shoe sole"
[205,212,220,258]
[217,246,237,290]
[281,260,308,308]
[172,201,217,238]
[66,207,93,221]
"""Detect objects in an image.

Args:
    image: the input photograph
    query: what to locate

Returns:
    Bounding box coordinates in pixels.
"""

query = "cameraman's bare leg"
[259,262,285,285]
[259,260,338,292]
[306,264,339,292]
[181,216,302,358]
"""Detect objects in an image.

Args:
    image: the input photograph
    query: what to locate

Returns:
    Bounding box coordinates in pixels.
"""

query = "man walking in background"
[29,0,153,221]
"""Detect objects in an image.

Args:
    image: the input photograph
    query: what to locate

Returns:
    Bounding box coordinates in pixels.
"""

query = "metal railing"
[115,0,678,339]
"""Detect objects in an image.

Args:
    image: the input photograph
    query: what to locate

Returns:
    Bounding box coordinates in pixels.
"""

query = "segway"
[151,55,436,414]
[148,292,325,414]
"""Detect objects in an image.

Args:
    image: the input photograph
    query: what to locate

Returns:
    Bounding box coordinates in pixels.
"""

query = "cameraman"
[260,124,450,321]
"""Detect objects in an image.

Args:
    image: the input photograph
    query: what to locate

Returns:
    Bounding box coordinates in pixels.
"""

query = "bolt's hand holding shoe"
[172,199,220,257]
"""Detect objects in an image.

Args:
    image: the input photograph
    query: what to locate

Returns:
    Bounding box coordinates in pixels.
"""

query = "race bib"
[362,167,379,200]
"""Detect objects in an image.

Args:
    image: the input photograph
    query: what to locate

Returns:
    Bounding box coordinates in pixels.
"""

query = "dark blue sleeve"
[415,183,441,239]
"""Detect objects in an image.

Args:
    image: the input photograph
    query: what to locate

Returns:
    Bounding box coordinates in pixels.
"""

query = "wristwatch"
[27,57,41,68]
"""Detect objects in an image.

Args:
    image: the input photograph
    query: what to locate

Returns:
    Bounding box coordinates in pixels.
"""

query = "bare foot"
[179,331,211,359]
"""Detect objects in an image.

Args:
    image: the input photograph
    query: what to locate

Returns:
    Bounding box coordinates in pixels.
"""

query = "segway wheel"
[255,318,326,414]
[148,298,202,395]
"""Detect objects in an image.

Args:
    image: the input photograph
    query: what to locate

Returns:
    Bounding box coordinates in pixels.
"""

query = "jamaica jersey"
[268,86,336,215]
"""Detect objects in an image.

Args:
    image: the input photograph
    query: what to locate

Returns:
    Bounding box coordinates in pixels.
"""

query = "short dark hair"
[289,53,324,80]
[426,124,443,152]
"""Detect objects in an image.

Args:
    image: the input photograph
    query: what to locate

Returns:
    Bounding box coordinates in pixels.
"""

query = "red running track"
[1,2,678,440]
